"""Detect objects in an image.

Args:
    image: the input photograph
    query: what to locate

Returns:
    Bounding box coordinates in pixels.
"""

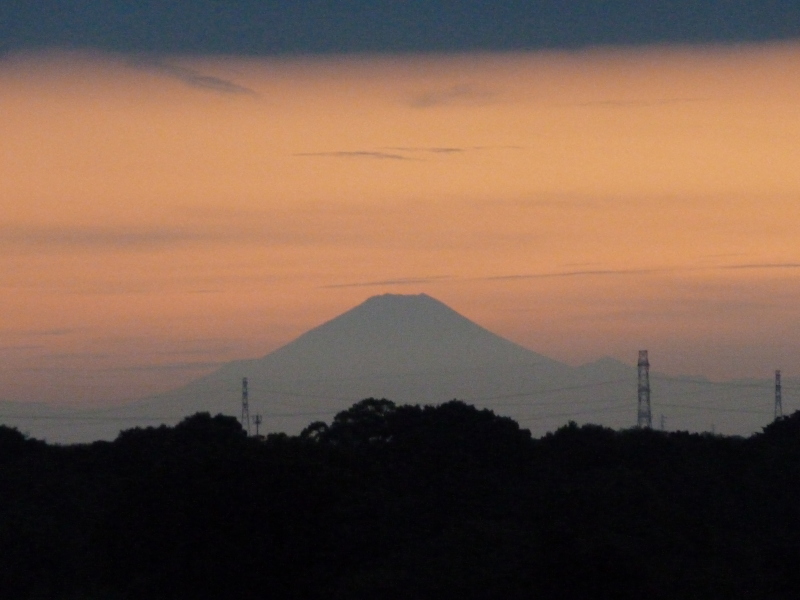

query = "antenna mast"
[637,350,652,429]
[775,370,783,421]
[241,377,251,436]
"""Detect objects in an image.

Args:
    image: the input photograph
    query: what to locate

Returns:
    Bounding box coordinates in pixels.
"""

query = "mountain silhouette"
[1,294,780,443]
[230,293,569,378]
[150,293,575,434]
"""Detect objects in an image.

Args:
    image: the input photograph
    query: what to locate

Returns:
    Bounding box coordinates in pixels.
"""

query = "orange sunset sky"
[2,43,800,407]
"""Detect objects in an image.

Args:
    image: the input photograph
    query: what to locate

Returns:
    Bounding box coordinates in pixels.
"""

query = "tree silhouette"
[3,406,800,598]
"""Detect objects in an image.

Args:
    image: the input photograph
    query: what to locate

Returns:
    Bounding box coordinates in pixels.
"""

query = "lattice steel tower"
[775,370,783,421]
[241,377,251,436]
[637,350,652,428]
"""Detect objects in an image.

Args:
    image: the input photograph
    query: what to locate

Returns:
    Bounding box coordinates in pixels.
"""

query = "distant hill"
[0,294,781,443]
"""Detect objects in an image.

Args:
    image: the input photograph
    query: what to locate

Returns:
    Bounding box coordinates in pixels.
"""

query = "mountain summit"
[250,293,563,378]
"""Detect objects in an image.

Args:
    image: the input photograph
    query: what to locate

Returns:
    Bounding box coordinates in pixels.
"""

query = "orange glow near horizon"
[2,44,800,406]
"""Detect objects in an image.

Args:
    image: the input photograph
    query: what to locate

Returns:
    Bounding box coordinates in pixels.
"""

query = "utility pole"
[241,377,251,436]
[637,350,652,429]
[660,414,666,431]
[253,414,262,436]
[775,369,783,421]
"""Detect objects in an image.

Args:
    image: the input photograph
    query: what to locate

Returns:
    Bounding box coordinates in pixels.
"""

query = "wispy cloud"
[126,57,258,96]
[296,146,515,161]
[0,225,230,251]
[322,276,452,289]
[0,328,76,338]
[481,262,800,281]
[383,146,466,154]
[320,262,800,290]
[102,361,223,373]
[294,151,412,160]
[1,209,405,257]
[32,328,76,336]
[0,344,45,352]
[564,97,707,108]
[409,84,495,108]
[482,268,665,281]
[40,352,111,361]
[718,263,800,270]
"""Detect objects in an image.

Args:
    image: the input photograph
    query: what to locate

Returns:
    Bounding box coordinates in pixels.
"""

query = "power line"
[656,402,772,415]
[465,378,631,403]
[516,405,633,423]
[650,374,774,390]
[0,409,342,423]
[2,357,791,434]
[0,414,176,422]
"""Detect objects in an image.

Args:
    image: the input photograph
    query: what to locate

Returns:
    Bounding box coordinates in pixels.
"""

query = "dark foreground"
[1,399,799,599]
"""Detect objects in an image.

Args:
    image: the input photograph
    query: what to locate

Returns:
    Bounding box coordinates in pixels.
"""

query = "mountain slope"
[231,293,567,377]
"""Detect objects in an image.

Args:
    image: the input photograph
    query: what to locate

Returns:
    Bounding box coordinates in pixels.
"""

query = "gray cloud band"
[126,57,257,96]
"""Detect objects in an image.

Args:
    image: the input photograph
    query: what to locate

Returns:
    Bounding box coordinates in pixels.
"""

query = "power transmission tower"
[253,414,262,436]
[637,350,652,429]
[775,370,783,420]
[241,377,251,436]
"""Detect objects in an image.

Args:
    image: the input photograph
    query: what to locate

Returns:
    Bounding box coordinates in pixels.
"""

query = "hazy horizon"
[1,292,788,443]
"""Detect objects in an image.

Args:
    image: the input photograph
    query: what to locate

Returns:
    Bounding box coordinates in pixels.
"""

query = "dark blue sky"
[3,1,800,55]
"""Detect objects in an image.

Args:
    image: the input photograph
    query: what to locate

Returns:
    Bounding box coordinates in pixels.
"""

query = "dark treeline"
[2,398,800,599]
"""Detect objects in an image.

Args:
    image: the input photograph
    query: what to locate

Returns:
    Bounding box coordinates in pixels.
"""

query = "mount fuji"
[1,294,778,443]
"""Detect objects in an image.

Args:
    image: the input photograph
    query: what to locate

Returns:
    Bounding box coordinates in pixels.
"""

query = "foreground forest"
[1,399,799,599]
